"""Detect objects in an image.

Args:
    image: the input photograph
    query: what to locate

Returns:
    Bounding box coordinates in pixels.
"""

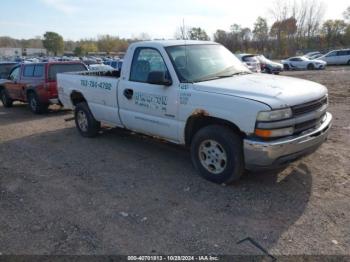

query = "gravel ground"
[0,66,349,256]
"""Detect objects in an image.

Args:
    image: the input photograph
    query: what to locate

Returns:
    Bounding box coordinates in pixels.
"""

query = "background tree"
[253,17,269,52]
[42,32,64,56]
[322,20,347,47]
[96,35,128,53]
[343,6,350,21]
[188,27,210,40]
[174,21,191,40]
[97,35,118,53]
[74,40,98,56]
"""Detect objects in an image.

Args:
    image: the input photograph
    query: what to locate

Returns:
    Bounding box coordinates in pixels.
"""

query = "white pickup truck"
[57,40,332,184]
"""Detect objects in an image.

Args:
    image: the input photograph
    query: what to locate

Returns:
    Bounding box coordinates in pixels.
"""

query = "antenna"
[183,18,188,80]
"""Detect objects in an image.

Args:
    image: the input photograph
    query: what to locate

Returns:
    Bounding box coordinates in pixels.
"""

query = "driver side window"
[130,48,169,83]
[9,67,20,81]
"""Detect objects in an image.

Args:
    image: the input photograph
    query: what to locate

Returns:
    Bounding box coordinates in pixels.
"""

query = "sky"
[0,0,349,41]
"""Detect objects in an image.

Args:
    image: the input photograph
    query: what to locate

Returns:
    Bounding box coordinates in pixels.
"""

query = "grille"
[292,96,328,116]
[294,113,326,134]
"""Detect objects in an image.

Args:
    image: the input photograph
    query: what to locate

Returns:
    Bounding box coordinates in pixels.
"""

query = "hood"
[193,73,327,109]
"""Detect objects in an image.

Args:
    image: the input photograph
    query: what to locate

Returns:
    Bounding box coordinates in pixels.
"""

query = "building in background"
[0,47,47,58]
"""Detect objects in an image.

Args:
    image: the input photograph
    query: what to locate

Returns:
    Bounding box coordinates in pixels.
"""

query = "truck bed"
[66,69,121,78]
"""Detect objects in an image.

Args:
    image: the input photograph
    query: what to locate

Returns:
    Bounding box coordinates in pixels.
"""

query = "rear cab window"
[47,63,87,81]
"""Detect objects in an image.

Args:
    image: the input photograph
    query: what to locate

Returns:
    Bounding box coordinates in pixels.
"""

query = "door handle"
[123,88,134,100]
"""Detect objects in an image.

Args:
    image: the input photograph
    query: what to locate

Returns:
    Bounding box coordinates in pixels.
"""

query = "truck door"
[118,47,179,142]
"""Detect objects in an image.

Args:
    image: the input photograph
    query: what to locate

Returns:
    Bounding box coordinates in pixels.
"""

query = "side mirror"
[148,71,172,86]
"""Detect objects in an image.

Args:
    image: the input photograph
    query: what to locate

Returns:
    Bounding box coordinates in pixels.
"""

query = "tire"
[0,89,13,108]
[74,102,101,138]
[307,63,315,70]
[283,64,290,70]
[190,125,244,184]
[347,60,350,65]
[27,92,48,114]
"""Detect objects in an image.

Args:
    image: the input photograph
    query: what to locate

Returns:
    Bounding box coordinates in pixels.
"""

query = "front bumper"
[244,112,332,170]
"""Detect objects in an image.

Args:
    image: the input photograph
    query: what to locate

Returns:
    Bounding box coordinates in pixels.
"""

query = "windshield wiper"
[193,71,251,83]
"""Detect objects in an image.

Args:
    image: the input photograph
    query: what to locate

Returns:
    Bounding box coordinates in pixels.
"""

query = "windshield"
[242,56,258,62]
[0,64,17,79]
[166,44,250,83]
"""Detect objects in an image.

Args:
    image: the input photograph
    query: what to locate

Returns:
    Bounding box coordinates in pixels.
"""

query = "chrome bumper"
[244,112,332,170]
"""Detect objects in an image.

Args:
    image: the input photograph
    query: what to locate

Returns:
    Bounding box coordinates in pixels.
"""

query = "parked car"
[256,55,283,74]
[104,60,123,71]
[318,49,350,65]
[57,40,332,184]
[236,54,261,73]
[0,62,88,113]
[281,56,327,70]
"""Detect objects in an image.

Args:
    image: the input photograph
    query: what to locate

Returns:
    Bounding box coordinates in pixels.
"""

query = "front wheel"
[1,89,13,107]
[74,102,101,137]
[191,125,244,184]
[283,64,290,70]
[307,63,315,70]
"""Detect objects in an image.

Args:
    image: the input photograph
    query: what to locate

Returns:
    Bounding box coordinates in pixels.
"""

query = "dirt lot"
[0,66,349,256]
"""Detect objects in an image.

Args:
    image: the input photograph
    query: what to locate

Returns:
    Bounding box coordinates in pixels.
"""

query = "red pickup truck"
[0,62,87,113]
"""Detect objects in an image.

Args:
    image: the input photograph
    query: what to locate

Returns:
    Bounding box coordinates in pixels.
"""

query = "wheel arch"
[70,90,87,106]
[184,112,246,147]
[25,86,37,97]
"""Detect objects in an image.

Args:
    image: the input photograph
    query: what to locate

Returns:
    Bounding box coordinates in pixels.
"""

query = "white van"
[319,49,350,65]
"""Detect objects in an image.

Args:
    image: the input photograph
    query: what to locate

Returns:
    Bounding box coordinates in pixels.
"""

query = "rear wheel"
[1,89,13,107]
[307,63,315,70]
[191,125,244,184]
[347,60,350,65]
[27,92,48,114]
[74,102,101,137]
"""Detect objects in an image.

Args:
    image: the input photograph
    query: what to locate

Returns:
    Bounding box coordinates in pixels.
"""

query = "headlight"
[256,108,292,122]
[255,127,294,138]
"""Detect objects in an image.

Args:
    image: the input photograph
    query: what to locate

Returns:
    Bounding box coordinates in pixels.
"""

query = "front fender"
[179,89,270,143]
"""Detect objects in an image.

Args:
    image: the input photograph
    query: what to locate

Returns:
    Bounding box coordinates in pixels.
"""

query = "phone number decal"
[80,79,112,91]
